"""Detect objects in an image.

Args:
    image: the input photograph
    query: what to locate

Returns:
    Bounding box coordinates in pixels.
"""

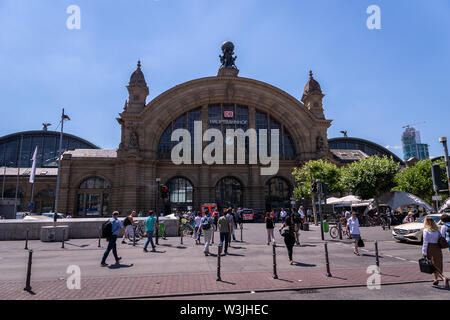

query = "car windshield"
[416,216,440,223]
[242,210,253,214]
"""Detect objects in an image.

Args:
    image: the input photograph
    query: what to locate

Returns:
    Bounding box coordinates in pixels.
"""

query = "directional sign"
[432,196,443,201]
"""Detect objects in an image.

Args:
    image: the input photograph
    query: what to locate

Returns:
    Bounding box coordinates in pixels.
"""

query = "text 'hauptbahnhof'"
[0,42,403,218]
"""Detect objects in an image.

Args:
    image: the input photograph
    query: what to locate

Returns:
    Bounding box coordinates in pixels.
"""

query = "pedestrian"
[280,208,287,223]
[138,211,144,217]
[280,215,297,265]
[236,207,243,228]
[403,212,415,224]
[101,211,124,266]
[218,212,230,255]
[265,212,275,245]
[385,207,392,229]
[226,209,237,242]
[122,210,136,244]
[422,217,449,288]
[201,211,215,256]
[441,214,450,251]
[194,212,202,245]
[346,211,361,256]
[307,208,312,222]
[143,211,158,252]
[293,209,302,245]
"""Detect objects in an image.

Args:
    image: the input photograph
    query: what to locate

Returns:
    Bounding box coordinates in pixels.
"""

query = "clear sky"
[0,0,449,159]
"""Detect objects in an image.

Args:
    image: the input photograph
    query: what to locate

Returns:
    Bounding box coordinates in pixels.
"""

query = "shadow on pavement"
[292,262,316,268]
[176,246,187,249]
[217,280,236,285]
[64,243,89,248]
[225,253,245,257]
[108,263,134,269]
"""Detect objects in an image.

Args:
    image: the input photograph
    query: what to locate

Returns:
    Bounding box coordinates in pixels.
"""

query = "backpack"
[293,213,301,224]
[202,217,212,230]
[101,219,113,238]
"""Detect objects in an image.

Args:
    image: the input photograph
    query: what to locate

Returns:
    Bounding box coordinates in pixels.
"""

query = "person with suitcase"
[346,212,361,256]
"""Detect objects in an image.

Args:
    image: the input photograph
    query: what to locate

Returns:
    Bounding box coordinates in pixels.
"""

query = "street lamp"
[54,108,70,223]
[439,137,450,194]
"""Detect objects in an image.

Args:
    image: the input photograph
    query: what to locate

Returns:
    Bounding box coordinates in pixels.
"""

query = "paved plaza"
[0,223,449,300]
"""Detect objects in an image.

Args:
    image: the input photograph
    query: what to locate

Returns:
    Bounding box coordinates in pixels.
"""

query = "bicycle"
[179,218,195,237]
[127,221,146,242]
[329,220,352,239]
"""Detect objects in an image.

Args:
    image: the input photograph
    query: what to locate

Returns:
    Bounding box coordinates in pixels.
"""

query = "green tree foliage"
[341,156,399,200]
[394,159,448,204]
[292,160,342,199]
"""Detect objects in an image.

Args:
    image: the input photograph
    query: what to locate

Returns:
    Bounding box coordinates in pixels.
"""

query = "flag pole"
[14,134,24,217]
[29,146,38,213]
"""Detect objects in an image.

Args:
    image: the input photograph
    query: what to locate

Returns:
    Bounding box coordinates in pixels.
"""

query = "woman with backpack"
[122,211,136,244]
[280,215,297,265]
[422,216,449,288]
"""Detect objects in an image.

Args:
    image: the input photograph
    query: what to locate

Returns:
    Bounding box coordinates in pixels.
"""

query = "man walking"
[226,209,236,242]
[143,211,158,252]
[122,210,136,244]
[218,212,230,255]
[201,211,215,256]
[280,208,288,223]
[101,211,124,266]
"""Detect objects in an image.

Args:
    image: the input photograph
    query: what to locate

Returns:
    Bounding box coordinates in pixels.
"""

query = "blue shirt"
[110,217,123,236]
[145,216,157,232]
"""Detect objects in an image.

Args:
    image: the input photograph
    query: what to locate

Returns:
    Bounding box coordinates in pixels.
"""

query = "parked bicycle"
[127,221,146,242]
[329,218,352,239]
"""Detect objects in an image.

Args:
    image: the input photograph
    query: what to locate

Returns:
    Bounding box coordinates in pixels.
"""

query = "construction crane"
[403,122,425,129]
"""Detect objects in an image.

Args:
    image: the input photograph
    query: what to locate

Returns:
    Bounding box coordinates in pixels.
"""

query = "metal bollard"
[324,242,332,277]
[180,229,183,245]
[338,221,343,240]
[375,241,380,269]
[24,250,33,292]
[25,229,29,250]
[98,227,101,248]
[240,224,243,243]
[133,231,136,247]
[61,229,65,249]
[217,245,223,281]
[272,243,278,279]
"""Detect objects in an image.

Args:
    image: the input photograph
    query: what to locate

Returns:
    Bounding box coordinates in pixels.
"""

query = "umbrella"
[367,191,435,213]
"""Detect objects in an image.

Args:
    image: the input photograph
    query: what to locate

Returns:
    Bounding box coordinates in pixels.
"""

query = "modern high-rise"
[401,127,429,161]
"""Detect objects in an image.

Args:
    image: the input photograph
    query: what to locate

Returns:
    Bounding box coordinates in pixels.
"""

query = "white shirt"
[298,209,305,219]
[194,216,202,228]
[422,229,441,255]
[307,209,312,216]
[441,223,450,243]
[347,217,360,235]
[345,211,351,218]
[280,210,287,218]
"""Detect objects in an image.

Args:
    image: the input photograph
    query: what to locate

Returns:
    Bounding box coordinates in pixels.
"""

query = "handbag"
[419,257,435,274]
[357,238,365,248]
[279,227,290,237]
[438,235,450,249]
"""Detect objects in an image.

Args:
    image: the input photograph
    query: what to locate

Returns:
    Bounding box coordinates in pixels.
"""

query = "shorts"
[351,234,360,241]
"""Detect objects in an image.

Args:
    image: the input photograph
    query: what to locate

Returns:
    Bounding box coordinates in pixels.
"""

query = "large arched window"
[77,177,111,217]
[265,177,292,211]
[216,177,243,210]
[167,177,194,211]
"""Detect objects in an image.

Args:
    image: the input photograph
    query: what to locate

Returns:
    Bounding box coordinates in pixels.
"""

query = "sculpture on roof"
[219,41,237,69]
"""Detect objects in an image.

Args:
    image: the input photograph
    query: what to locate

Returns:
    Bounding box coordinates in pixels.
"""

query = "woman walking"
[280,215,297,265]
[265,212,275,245]
[441,214,450,250]
[346,212,361,256]
[423,217,449,288]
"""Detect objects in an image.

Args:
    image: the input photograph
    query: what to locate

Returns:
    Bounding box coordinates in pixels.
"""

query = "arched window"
[265,177,292,211]
[215,177,243,210]
[166,177,194,211]
[77,177,111,217]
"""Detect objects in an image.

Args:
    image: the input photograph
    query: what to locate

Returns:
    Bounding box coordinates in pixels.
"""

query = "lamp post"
[439,137,450,194]
[54,108,70,223]
[155,178,161,245]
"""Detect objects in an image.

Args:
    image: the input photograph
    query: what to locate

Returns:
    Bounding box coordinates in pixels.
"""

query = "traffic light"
[321,182,329,197]
[431,164,446,192]
[160,185,169,199]
[311,182,318,193]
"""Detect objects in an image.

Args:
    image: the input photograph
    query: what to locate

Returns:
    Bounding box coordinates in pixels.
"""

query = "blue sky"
[0,0,449,159]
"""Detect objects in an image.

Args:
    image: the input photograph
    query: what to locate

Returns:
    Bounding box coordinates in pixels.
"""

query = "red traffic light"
[160,186,168,193]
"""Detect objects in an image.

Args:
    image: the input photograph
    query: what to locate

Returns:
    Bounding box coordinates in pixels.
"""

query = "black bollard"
[375,240,380,269]
[133,231,136,247]
[217,245,222,281]
[24,250,33,292]
[25,229,29,250]
[61,229,65,249]
[324,242,332,277]
[98,227,101,248]
[240,224,243,243]
[180,229,183,245]
[338,221,343,240]
[272,243,278,279]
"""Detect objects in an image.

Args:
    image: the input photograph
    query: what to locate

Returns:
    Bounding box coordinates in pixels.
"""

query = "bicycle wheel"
[329,227,339,239]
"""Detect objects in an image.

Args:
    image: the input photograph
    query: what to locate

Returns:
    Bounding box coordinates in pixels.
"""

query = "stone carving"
[219,41,237,69]
[316,136,324,152]
[129,131,139,148]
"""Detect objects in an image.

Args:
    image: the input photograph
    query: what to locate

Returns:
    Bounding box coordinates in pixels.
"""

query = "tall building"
[401,127,429,161]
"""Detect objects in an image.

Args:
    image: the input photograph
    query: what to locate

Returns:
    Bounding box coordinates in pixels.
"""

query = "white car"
[392,214,442,243]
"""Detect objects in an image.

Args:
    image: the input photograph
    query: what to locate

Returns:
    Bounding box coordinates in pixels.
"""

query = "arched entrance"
[215,177,243,210]
[265,177,292,212]
[35,189,55,213]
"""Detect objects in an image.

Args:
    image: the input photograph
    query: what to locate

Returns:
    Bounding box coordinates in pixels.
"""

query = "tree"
[292,160,342,225]
[341,156,399,204]
[394,159,448,205]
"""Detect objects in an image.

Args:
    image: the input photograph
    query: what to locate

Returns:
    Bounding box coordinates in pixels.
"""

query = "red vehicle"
[241,208,255,222]
[201,203,218,218]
